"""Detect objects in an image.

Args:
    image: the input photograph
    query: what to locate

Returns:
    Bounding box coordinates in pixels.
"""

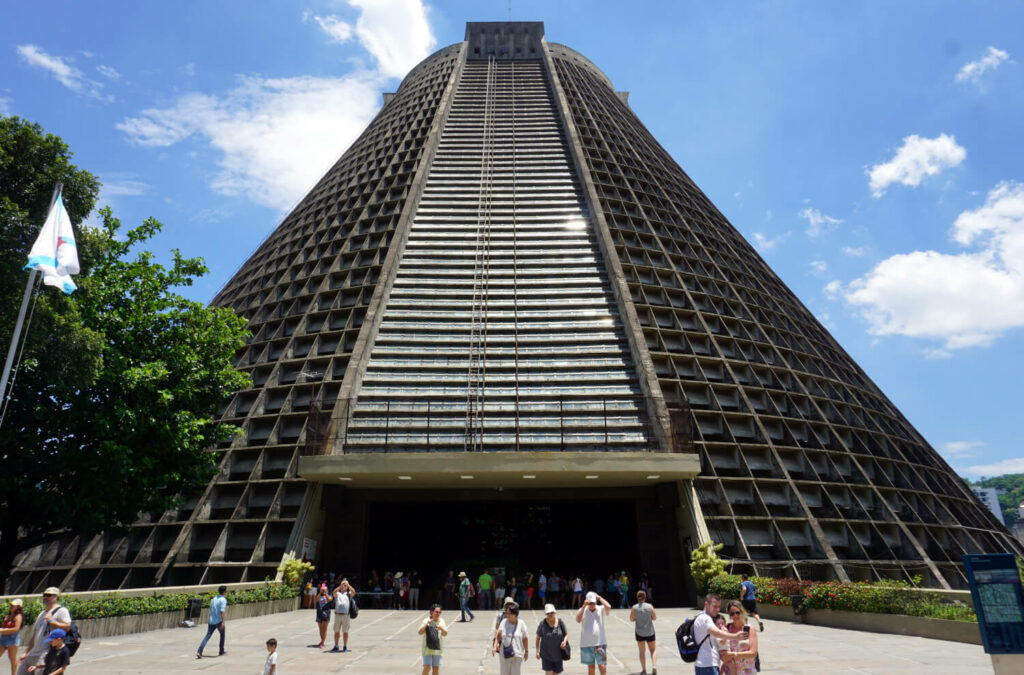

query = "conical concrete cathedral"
[10,22,1020,600]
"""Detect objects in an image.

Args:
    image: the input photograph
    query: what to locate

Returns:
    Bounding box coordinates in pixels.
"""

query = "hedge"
[706,574,976,622]
[19,582,299,624]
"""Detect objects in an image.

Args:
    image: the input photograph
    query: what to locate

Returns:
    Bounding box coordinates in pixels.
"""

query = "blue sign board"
[963,553,1024,654]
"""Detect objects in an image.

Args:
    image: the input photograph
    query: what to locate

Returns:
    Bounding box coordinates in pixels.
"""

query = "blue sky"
[3,1,1022,478]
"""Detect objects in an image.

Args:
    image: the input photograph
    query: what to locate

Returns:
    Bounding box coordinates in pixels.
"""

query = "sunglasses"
[728,611,741,616]
[42,594,56,598]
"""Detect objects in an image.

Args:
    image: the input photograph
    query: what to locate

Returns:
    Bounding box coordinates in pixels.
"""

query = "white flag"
[25,193,80,294]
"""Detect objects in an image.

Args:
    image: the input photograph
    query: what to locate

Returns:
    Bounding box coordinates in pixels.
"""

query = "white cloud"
[956,46,1010,85]
[16,44,112,101]
[942,440,986,459]
[102,179,148,196]
[751,231,789,252]
[840,181,1024,351]
[97,64,121,80]
[182,62,196,77]
[799,207,842,237]
[841,246,866,257]
[867,134,966,197]
[0,97,10,116]
[809,260,828,275]
[314,15,355,44]
[823,280,843,299]
[118,0,436,211]
[964,457,1024,478]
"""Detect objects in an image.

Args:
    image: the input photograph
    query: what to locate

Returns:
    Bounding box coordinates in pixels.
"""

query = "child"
[264,638,278,675]
[26,629,69,675]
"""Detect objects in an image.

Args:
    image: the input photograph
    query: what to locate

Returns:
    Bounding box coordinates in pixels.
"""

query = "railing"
[301,395,693,455]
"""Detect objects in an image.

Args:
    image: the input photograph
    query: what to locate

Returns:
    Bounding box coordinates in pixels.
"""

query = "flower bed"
[706,575,976,622]
[21,581,299,624]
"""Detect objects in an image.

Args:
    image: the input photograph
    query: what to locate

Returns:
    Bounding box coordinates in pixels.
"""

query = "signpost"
[963,553,1024,674]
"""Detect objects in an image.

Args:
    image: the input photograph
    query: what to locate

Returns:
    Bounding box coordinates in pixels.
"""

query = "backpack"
[348,595,359,620]
[424,622,441,650]
[676,615,709,663]
[53,607,81,658]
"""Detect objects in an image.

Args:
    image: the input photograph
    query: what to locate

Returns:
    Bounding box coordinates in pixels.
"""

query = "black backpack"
[424,622,441,650]
[53,607,81,658]
[348,595,359,620]
[676,615,709,663]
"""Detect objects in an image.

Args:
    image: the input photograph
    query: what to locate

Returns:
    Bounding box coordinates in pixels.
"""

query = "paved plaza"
[65,607,991,674]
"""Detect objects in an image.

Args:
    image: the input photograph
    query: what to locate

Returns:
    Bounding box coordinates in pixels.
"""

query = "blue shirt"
[209,595,227,624]
[740,580,755,601]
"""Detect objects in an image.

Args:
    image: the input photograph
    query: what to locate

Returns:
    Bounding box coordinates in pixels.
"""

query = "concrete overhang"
[298,451,700,489]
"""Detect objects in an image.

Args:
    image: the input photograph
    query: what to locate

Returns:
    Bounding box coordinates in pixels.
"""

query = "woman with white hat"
[535,603,569,675]
[1,599,24,675]
[492,604,528,675]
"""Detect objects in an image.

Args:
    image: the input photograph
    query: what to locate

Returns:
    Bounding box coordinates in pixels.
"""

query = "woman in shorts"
[629,590,657,675]
[418,604,448,674]
[314,584,333,648]
[0,599,24,675]
[535,603,569,675]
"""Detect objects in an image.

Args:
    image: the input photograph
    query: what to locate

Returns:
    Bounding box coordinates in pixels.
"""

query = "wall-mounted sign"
[301,537,317,562]
[964,553,1024,654]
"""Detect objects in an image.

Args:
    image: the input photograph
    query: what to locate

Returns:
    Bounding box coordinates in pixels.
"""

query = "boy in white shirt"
[264,638,278,675]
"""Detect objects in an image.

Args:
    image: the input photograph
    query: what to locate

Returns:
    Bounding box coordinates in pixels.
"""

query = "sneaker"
[652,669,657,675]
[195,654,202,659]
[329,646,341,653]
[218,651,227,656]
[341,647,350,653]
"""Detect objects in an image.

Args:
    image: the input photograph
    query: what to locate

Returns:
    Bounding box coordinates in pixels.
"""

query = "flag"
[25,193,80,294]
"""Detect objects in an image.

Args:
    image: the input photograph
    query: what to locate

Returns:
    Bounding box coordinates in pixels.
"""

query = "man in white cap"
[16,588,70,675]
[575,591,610,675]
[457,572,475,623]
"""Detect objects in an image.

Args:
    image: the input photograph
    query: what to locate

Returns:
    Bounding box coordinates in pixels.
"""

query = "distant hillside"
[967,474,1024,527]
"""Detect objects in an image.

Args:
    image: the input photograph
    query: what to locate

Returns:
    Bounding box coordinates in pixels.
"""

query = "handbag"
[348,595,359,620]
[560,643,571,661]
[501,622,516,658]
[425,622,441,650]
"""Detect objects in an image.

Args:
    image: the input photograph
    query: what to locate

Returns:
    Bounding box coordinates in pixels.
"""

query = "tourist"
[593,575,605,597]
[535,603,569,675]
[444,571,457,610]
[692,593,743,675]
[508,576,518,608]
[494,569,507,606]
[619,572,630,609]
[24,629,67,675]
[548,573,560,609]
[608,574,619,608]
[537,572,547,607]
[719,601,758,675]
[576,592,610,675]
[458,571,475,622]
[418,604,448,675]
[264,638,278,675]
[394,572,405,610]
[739,575,763,632]
[479,569,494,611]
[331,578,356,652]
[492,605,528,675]
[524,572,535,609]
[16,588,70,675]
[495,596,518,630]
[1,599,24,675]
[314,585,332,648]
[410,570,422,610]
[196,585,228,658]
[630,590,657,675]
[571,576,583,609]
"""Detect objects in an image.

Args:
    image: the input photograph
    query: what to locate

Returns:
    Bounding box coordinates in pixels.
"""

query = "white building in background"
[971,487,1005,526]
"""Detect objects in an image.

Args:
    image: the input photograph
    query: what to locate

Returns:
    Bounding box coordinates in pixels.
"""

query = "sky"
[3,1,1023,479]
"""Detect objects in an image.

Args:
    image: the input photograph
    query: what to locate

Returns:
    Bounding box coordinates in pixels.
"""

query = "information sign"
[964,553,1024,654]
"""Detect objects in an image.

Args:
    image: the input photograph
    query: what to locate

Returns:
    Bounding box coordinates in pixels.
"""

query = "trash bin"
[186,597,203,620]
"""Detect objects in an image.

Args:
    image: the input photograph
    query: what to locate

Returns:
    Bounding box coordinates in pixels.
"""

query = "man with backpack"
[16,588,73,675]
[677,593,743,675]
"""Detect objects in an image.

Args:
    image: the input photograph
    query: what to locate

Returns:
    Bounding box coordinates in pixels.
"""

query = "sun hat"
[46,629,66,641]
[8,599,22,607]
[544,603,556,614]
[395,572,403,579]
[458,571,466,578]
[585,591,597,604]
[43,587,61,596]
[502,596,518,607]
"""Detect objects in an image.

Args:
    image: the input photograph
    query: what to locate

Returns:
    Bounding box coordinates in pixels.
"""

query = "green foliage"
[278,558,315,586]
[0,117,251,581]
[706,574,976,622]
[968,474,1024,526]
[18,582,298,624]
[689,541,726,593]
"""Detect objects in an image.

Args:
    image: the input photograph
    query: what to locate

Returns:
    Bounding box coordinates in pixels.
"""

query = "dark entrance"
[318,486,694,606]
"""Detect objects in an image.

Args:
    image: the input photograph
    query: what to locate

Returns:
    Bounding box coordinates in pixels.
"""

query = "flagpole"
[0,183,63,422]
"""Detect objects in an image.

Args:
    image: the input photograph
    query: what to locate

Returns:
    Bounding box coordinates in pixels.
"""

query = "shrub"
[689,541,727,593]
[278,558,315,587]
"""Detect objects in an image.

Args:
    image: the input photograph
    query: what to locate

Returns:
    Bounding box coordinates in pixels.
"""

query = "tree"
[689,540,727,593]
[0,116,251,583]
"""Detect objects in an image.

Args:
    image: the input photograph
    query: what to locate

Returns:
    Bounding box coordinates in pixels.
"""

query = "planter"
[755,603,980,645]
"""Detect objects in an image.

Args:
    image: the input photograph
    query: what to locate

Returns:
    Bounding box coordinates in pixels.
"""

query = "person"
[719,601,758,675]
[692,593,744,675]
[303,580,316,609]
[524,572,535,610]
[331,578,356,652]
[571,577,583,609]
[508,576,518,608]
[2,599,24,675]
[394,572,405,610]
[24,629,67,675]
[444,571,457,610]
[410,570,422,610]
[537,572,547,606]
[479,569,494,611]
[493,569,506,606]
[548,573,560,609]
[535,603,569,675]
[458,571,475,622]
[739,575,763,632]
[196,585,228,658]
[314,584,333,648]
[630,590,658,675]
[576,592,610,675]
[16,588,70,675]
[492,605,528,675]
[264,638,278,675]
[418,604,448,675]
[593,576,605,596]
[494,596,518,630]
[619,572,630,610]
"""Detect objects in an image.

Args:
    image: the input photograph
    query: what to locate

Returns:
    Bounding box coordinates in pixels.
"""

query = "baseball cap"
[585,591,597,604]
[544,603,556,614]
[8,599,22,607]
[43,587,61,596]
[46,629,67,641]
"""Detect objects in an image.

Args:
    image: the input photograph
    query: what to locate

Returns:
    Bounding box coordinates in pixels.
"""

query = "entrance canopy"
[298,450,700,489]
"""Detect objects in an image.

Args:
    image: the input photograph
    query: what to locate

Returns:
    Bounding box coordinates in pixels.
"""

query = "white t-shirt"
[264,650,278,675]
[579,606,607,648]
[28,605,71,655]
[692,612,720,668]
[335,589,351,614]
[538,575,547,591]
[498,618,529,658]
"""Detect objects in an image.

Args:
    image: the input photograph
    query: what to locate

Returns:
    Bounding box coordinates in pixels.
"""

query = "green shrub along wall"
[707,575,976,623]
[18,582,299,624]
